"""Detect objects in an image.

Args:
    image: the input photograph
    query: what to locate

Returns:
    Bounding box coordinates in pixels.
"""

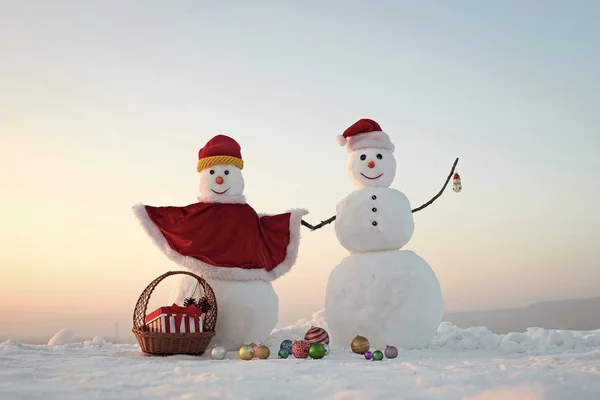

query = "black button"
[372,207,377,212]
[372,221,378,226]
[371,195,377,200]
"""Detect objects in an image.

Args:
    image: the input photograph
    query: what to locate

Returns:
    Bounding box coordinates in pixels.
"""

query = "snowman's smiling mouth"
[360,173,383,180]
[211,188,230,195]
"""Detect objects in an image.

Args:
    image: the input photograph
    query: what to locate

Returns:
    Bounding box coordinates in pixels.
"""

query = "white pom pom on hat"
[337,118,395,152]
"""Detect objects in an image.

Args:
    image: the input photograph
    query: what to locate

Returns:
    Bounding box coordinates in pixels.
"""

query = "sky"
[1,0,599,342]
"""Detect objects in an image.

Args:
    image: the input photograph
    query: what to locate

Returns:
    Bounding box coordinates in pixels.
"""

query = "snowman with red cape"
[133,134,308,350]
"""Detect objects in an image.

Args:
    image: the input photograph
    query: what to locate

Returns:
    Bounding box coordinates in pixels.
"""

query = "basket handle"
[132,270,218,332]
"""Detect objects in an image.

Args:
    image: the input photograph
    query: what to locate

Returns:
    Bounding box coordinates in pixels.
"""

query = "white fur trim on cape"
[132,203,308,282]
[197,193,246,204]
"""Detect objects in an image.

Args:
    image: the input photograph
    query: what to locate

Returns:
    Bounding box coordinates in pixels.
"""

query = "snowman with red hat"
[133,134,308,350]
[321,118,447,350]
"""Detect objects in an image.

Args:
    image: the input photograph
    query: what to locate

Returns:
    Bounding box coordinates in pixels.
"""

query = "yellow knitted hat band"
[197,155,244,173]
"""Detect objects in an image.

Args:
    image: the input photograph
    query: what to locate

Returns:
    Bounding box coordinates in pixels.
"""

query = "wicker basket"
[132,270,217,355]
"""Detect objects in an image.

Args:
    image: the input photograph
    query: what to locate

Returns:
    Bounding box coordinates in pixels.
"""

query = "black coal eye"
[209,170,215,175]
[360,154,366,161]
[224,170,229,175]
[376,154,382,160]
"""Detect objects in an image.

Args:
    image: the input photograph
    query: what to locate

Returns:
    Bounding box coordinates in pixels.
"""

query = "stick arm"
[411,157,459,213]
[301,157,459,231]
[301,216,336,231]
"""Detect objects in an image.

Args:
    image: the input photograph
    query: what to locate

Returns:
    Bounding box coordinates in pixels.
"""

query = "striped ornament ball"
[304,326,330,345]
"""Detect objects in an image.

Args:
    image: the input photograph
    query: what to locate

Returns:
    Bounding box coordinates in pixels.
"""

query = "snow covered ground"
[2,311,600,400]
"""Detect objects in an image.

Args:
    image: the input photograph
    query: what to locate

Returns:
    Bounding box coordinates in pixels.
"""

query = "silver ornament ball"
[323,344,330,356]
[210,345,227,360]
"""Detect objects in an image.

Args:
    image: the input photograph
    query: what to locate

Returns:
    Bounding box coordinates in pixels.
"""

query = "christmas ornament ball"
[251,343,260,357]
[304,326,330,344]
[364,350,373,360]
[308,343,326,359]
[256,345,271,360]
[238,345,254,360]
[351,335,370,354]
[278,348,289,359]
[210,345,227,360]
[384,345,398,359]
[280,339,293,353]
[323,343,330,356]
[372,350,384,361]
[292,340,311,358]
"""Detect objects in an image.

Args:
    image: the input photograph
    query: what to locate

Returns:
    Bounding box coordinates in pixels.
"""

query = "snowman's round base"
[324,250,443,350]
[169,275,279,351]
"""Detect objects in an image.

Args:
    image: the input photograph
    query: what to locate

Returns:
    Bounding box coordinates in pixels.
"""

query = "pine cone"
[197,297,213,312]
[183,297,197,307]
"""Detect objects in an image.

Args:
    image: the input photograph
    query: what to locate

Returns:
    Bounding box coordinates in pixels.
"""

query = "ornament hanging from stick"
[452,172,462,193]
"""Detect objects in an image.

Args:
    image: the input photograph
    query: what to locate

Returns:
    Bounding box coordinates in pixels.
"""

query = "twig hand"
[301,157,459,231]
[301,216,336,231]
[301,220,316,230]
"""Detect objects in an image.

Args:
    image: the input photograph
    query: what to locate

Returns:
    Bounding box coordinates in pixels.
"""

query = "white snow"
[325,250,443,349]
[83,336,106,347]
[47,328,75,346]
[335,187,414,252]
[169,274,279,351]
[2,314,600,399]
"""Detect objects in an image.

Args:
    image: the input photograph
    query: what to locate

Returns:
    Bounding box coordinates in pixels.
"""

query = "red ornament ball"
[304,326,330,345]
[292,340,311,358]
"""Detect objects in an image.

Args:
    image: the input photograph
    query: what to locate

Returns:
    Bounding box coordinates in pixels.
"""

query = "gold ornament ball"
[351,335,370,354]
[238,345,254,360]
[255,345,271,359]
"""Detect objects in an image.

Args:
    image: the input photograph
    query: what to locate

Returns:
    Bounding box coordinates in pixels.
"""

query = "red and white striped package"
[180,313,204,333]
[145,305,204,333]
[304,326,330,344]
[145,307,176,333]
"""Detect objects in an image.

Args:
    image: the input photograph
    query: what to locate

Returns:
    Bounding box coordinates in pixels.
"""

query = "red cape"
[133,200,307,282]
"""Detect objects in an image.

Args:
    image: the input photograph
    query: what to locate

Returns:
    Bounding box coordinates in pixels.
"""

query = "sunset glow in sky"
[1,1,599,341]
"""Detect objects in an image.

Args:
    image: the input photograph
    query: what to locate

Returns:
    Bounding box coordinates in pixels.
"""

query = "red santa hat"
[336,118,395,153]
[197,134,244,172]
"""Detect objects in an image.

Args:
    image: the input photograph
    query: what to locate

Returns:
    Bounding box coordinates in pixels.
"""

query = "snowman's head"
[338,119,397,188]
[348,148,396,188]
[198,164,245,202]
[196,134,246,203]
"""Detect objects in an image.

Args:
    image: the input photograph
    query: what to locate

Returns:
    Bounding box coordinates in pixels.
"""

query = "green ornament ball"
[308,343,326,359]
[278,349,289,359]
[372,350,384,361]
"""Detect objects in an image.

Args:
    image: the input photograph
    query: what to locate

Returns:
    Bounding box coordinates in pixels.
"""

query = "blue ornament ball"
[280,340,293,353]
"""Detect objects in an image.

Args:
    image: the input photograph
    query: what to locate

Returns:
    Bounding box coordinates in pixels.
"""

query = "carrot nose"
[215,176,224,184]
[368,161,375,168]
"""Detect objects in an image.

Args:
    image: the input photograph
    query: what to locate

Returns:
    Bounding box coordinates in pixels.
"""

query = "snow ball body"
[324,250,443,350]
[336,147,414,253]
[170,275,279,351]
[335,187,414,253]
